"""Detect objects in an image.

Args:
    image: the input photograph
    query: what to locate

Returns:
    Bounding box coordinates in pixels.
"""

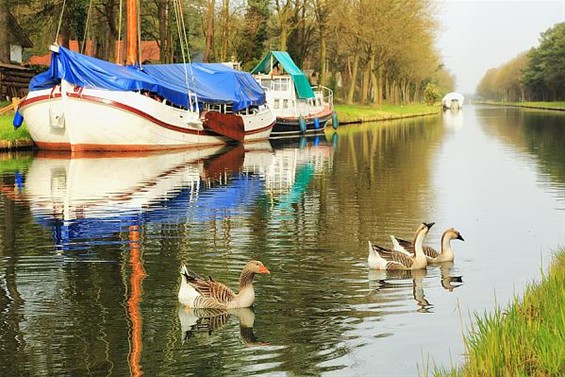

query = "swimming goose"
[368,222,434,270]
[391,227,464,263]
[178,260,270,309]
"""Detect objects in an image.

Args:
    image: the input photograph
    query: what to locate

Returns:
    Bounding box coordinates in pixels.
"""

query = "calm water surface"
[0,105,564,376]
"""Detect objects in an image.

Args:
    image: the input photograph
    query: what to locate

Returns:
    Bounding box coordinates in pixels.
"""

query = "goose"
[368,222,434,270]
[390,227,464,263]
[178,260,270,309]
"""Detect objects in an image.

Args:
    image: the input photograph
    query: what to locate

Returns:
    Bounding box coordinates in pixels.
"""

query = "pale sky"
[435,0,565,95]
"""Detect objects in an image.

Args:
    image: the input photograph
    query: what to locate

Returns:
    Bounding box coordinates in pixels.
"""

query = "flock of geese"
[178,222,464,309]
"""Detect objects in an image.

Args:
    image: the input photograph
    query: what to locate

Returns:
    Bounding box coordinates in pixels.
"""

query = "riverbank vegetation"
[335,104,439,124]
[0,102,31,144]
[476,22,564,102]
[434,248,565,377]
[5,0,454,106]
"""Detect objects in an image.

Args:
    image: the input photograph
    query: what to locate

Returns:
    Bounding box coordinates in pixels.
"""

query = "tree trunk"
[220,0,229,62]
[159,0,169,63]
[347,51,360,104]
[0,0,9,63]
[319,28,327,87]
[279,25,289,51]
[203,0,215,62]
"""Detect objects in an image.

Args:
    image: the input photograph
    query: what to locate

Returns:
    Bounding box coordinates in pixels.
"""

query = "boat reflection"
[442,108,464,129]
[178,306,266,346]
[18,135,334,252]
[368,269,433,313]
[21,144,266,251]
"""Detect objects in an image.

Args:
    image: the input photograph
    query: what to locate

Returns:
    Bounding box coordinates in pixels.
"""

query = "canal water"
[0,105,563,376]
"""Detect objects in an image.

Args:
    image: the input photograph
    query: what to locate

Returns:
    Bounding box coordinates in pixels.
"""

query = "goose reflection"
[368,269,432,313]
[438,262,464,292]
[178,306,266,346]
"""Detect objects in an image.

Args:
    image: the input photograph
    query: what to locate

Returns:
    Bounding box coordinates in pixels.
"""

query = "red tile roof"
[27,40,160,66]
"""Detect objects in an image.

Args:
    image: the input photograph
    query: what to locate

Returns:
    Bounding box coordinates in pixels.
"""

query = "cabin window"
[261,78,272,90]
[274,99,280,109]
[283,99,289,108]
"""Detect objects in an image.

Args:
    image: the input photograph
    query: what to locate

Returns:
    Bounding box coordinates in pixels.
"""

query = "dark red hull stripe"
[20,92,273,137]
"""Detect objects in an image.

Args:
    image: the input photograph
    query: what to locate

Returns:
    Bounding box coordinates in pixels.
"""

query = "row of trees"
[476,22,564,102]
[6,0,455,104]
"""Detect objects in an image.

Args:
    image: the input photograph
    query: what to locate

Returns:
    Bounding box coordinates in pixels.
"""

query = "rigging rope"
[81,0,94,54]
[173,0,199,113]
[54,0,67,45]
[117,0,123,64]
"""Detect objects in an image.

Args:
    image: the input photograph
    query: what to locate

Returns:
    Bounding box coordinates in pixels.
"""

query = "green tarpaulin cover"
[251,51,315,99]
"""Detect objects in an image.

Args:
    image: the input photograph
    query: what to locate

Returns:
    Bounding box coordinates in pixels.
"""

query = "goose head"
[442,228,464,243]
[413,222,434,253]
[244,260,271,275]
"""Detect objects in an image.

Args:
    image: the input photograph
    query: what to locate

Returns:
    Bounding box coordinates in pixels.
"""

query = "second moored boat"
[251,51,337,137]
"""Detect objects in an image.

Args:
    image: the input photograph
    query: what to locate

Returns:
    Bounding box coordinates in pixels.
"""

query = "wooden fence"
[0,63,35,100]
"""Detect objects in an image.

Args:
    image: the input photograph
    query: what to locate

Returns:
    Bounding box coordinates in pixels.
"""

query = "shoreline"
[475,100,565,112]
[1,101,561,151]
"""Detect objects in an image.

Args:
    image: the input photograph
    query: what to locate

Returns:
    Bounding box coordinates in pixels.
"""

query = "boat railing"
[311,85,333,109]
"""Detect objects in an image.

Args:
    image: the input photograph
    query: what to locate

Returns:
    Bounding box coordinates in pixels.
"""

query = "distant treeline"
[477,22,565,102]
[5,0,455,105]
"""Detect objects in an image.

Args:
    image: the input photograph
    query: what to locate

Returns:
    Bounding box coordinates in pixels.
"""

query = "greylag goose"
[178,260,270,309]
[390,227,464,263]
[368,222,434,270]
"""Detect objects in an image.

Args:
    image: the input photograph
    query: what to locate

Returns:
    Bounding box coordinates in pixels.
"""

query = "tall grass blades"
[435,249,564,376]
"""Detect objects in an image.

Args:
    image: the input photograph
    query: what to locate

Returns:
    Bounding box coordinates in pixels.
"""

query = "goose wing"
[186,271,237,308]
[373,244,414,268]
[422,245,439,259]
[394,237,439,258]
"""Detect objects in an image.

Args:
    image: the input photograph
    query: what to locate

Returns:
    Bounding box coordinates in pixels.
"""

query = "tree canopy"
[477,22,565,102]
[7,0,455,105]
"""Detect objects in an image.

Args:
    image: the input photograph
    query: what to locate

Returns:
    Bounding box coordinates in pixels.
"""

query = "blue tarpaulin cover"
[29,47,266,111]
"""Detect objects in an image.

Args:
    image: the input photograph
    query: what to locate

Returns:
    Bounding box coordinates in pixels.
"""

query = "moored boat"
[16,0,274,152]
[441,92,464,111]
[251,51,336,137]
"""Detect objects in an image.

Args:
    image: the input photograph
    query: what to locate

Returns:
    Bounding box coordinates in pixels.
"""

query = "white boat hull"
[19,82,275,152]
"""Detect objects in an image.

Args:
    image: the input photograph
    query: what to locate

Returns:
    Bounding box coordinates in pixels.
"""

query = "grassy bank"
[335,103,440,124]
[0,101,32,145]
[435,248,565,376]
[478,101,565,111]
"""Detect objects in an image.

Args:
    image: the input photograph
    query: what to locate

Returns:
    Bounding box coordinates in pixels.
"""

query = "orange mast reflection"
[128,225,146,377]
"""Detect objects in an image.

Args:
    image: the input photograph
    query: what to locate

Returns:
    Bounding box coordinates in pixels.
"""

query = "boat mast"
[126,0,139,65]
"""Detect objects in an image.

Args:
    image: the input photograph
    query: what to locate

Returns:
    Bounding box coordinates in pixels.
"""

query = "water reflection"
[439,262,464,292]
[178,307,266,347]
[20,145,275,253]
[1,107,563,376]
[368,269,433,313]
[442,109,464,129]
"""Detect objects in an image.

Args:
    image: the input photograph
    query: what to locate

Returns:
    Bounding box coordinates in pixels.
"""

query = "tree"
[522,22,565,101]
[0,0,10,63]
[237,0,270,69]
[424,83,440,106]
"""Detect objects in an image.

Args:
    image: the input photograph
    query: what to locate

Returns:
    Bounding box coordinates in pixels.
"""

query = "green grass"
[0,101,32,143]
[335,103,440,124]
[479,101,565,111]
[434,248,565,377]
[0,114,32,142]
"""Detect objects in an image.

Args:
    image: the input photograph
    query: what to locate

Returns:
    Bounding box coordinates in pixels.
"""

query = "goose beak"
[424,222,435,229]
[259,265,271,274]
[457,234,465,241]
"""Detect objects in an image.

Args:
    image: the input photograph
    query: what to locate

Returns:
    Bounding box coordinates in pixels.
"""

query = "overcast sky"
[435,0,565,94]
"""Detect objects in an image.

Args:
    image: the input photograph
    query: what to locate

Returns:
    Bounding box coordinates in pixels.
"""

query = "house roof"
[27,40,160,66]
[8,12,33,48]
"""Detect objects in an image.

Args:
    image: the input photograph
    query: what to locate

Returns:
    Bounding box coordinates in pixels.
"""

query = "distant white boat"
[442,92,464,110]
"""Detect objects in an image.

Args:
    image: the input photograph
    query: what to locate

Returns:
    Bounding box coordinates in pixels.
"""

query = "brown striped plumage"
[179,260,270,309]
